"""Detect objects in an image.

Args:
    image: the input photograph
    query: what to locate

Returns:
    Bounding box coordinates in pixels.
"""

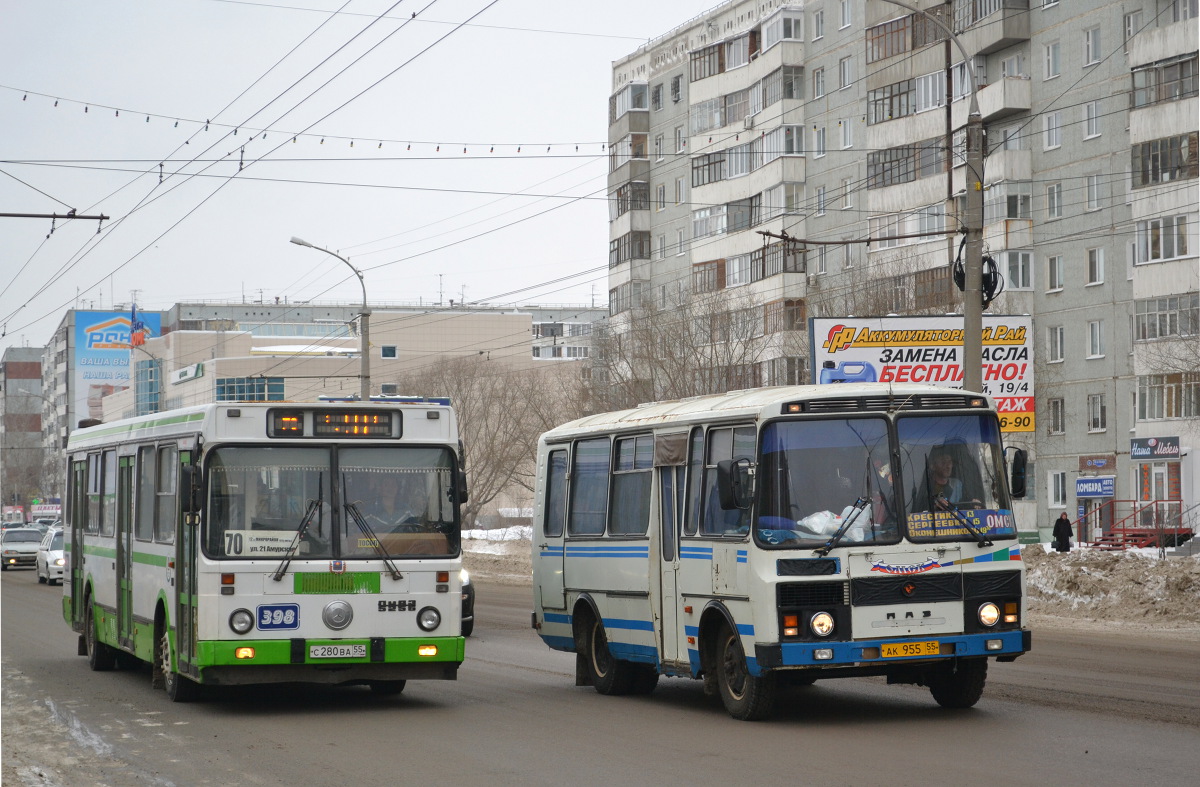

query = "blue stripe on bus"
[737,623,755,636]
[684,625,699,637]
[565,549,650,558]
[544,612,572,625]
[680,546,713,560]
[737,549,748,563]
[776,629,1028,667]
[567,545,649,553]
[603,617,655,632]
[608,642,658,664]
[540,634,574,652]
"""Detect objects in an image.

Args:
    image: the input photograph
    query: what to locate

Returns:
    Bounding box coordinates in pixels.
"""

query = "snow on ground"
[463,529,1200,636]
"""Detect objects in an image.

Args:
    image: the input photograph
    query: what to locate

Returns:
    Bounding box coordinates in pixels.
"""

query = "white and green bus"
[531,384,1031,720]
[64,399,468,701]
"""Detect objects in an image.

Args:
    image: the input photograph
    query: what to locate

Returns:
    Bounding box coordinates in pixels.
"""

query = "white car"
[2,527,43,571]
[36,528,65,585]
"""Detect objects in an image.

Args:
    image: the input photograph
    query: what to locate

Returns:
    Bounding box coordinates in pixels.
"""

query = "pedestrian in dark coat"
[1052,512,1072,552]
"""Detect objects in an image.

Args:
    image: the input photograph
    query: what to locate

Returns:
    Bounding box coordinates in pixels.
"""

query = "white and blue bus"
[64,399,468,701]
[531,384,1030,720]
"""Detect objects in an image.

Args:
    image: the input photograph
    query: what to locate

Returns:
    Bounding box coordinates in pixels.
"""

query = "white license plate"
[309,644,366,659]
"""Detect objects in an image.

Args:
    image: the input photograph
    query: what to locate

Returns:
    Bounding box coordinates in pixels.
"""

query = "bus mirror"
[716,458,753,510]
[180,465,202,514]
[457,470,469,505]
[1009,448,1027,499]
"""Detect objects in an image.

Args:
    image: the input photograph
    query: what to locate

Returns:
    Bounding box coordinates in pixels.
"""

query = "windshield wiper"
[343,501,403,581]
[933,495,993,548]
[814,497,868,557]
[271,497,322,582]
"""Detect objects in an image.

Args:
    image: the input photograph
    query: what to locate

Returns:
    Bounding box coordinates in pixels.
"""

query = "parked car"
[1,527,43,570]
[36,527,64,585]
[461,568,475,637]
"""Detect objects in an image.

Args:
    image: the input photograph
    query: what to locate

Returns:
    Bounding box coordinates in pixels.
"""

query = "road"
[3,566,1197,787]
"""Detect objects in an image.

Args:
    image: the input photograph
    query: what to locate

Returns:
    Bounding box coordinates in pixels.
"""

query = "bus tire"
[84,597,116,671]
[159,628,199,703]
[581,614,635,695]
[714,624,776,721]
[368,680,407,695]
[629,664,660,695]
[928,658,987,709]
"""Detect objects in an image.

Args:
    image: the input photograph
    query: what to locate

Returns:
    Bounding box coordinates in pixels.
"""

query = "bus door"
[68,457,87,627]
[654,434,688,668]
[117,455,135,650]
[537,448,569,609]
[173,449,197,674]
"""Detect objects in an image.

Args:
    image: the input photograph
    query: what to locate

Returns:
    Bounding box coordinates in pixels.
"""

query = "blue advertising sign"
[1075,476,1115,498]
[73,309,162,424]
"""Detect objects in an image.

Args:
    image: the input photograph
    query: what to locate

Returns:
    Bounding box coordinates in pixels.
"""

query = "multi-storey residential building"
[0,346,50,510]
[607,0,1198,538]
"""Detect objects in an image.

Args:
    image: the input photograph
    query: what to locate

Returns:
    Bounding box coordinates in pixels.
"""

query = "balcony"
[953,0,1030,56]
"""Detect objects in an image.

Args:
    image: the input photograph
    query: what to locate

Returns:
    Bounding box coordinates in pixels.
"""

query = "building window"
[1043,111,1061,150]
[671,76,682,103]
[1173,0,1199,22]
[813,67,825,97]
[840,119,853,148]
[674,125,685,153]
[763,10,804,50]
[656,183,667,211]
[609,83,648,124]
[867,79,914,124]
[866,15,909,63]
[1046,183,1063,219]
[1051,471,1067,507]
[1134,293,1200,340]
[677,229,686,256]
[1138,373,1200,419]
[984,181,1032,224]
[915,71,945,113]
[1004,251,1033,290]
[1124,11,1143,48]
[1001,52,1025,78]
[812,9,824,40]
[381,345,397,359]
[1086,175,1103,211]
[691,152,725,187]
[1132,56,1198,108]
[1088,393,1107,432]
[1131,133,1199,188]
[839,56,854,89]
[216,377,284,402]
[867,138,944,188]
[816,246,827,274]
[1084,101,1101,138]
[1087,248,1105,284]
[842,178,854,209]
[690,44,724,82]
[651,84,663,111]
[814,127,826,157]
[816,186,827,215]
[610,181,650,219]
[656,234,666,260]
[1044,42,1060,80]
[675,177,685,205]
[1048,325,1064,362]
[1084,27,1101,66]
[1135,215,1190,263]
[609,231,651,267]
[1047,255,1064,291]
[1087,320,1105,358]
[1048,398,1065,434]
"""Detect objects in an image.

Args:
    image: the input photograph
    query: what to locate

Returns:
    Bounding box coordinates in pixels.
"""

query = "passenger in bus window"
[914,446,965,511]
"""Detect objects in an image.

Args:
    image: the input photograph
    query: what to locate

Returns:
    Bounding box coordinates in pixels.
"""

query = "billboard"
[811,315,1034,432]
[73,309,162,424]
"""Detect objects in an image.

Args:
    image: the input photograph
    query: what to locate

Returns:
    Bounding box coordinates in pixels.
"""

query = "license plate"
[881,640,940,658]
[309,644,366,659]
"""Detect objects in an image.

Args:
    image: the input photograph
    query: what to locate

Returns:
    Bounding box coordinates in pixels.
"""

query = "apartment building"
[606,0,1198,535]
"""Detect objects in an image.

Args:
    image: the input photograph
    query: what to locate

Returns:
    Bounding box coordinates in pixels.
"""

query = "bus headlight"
[229,608,255,635]
[417,606,441,632]
[978,602,1000,628]
[810,612,835,638]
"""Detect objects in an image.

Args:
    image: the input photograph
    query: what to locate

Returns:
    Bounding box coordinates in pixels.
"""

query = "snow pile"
[463,530,1200,632]
[1023,545,1200,630]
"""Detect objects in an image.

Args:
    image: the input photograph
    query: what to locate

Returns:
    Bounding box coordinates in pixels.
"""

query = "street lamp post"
[289,237,372,401]
[879,0,985,392]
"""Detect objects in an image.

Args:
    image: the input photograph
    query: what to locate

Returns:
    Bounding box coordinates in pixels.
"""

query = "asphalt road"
[3,566,1197,787]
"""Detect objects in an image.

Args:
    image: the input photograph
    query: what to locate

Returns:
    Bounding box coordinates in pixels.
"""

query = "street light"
[290,236,372,401]
[880,0,985,392]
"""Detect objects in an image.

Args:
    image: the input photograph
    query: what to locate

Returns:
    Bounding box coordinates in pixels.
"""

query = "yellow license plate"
[881,640,940,658]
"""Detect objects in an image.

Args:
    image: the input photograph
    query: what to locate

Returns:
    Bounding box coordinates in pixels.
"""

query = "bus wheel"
[629,664,660,696]
[84,599,116,671]
[715,625,776,721]
[582,615,635,695]
[368,680,407,696]
[159,628,199,702]
[928,658,987,709]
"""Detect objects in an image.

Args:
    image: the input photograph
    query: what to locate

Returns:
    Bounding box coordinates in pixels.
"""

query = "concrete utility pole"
[878,0,984,392]
[290,237,371,401]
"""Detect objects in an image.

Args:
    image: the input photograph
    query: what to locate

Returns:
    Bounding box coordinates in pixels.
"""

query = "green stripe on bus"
[294,572,381,594]
[195,636,465,667]
[132,552,170,567]
[83,545,118,559]
[69,411,206,443]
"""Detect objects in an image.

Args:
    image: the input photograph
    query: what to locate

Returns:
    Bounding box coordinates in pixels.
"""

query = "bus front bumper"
[755,629,1030,671]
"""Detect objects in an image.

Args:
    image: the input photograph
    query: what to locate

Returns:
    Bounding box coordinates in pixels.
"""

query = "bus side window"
[609,436,652,536]
[568,438,609,536]
[683,428,704,536]
[701,426,755,536]
[136,445,156,541]
[544,450,567,537]
[155,446,177,544]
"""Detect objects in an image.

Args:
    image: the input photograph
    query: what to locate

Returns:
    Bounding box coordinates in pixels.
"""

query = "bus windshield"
[204,445,460,560]
[756,417,898,548]
[897,413,1016,542]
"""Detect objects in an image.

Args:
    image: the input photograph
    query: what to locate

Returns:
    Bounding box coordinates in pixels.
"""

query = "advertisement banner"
[73,310,162,423]
[1130,436,1180,460]
[811,315,1035,432]
[1076,476,1115,498]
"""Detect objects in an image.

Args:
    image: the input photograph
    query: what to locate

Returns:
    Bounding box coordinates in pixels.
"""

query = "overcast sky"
[1,0,716,355]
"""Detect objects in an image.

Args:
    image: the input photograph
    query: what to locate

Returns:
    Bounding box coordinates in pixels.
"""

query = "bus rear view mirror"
[180,464,202,514]
[716,458,753,510]
[457,470,469,505]
[1009,448,1027,499]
